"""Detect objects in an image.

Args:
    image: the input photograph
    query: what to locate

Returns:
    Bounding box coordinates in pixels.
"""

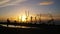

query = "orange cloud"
[39,1,54,5]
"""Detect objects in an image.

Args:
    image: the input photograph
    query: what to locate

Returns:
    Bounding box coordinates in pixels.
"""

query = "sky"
[0,0,60,20]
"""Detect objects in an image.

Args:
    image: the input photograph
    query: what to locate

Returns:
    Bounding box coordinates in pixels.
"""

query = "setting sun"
[22,15,26,22]
[19,15,26,22]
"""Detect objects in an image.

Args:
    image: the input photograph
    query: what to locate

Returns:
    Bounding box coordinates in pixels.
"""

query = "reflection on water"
[0,24,37,28]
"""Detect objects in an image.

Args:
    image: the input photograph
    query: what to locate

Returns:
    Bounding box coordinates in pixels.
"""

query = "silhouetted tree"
[14,20,17,23]
[25,10,29,23]
[7,18,10,23]
[35,16,37,23]
[7,18,10,27]
[14,20,17,26]
[39,14,41,24]
[47,13,55,25]
[30,16,33,23]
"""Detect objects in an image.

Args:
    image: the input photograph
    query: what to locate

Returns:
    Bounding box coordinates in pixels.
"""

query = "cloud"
[0,0,10,5]
[0,0,27,8]
[39,1,54,6]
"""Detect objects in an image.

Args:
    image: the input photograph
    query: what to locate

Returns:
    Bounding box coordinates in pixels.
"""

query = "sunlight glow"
[19,15,26,22]
[22,15,26,22]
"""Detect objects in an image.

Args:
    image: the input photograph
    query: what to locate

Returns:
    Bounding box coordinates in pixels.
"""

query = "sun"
[22,15,26,22]
[19,15,26,22]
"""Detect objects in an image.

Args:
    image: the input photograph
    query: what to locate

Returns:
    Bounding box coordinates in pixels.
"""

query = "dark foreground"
[0,24,60,34]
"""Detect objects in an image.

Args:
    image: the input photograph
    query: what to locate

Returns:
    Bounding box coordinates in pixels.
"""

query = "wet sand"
[0,24,60,34]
